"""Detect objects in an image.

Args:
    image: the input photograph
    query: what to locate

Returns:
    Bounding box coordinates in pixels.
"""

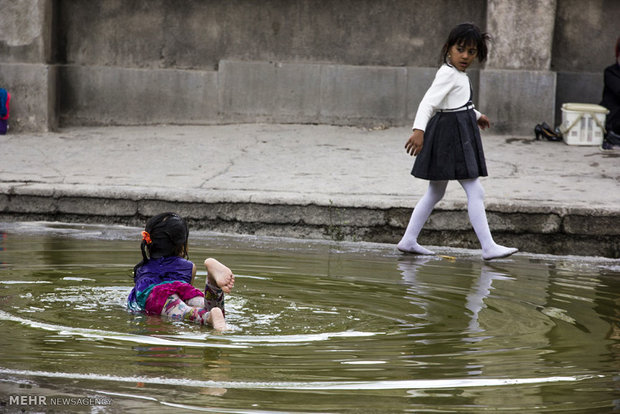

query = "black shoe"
[534,124,542,140]
[535,123,562,142]
[541,122,562,141]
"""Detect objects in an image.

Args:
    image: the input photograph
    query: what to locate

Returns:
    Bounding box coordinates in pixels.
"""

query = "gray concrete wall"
[551,0,620,126]
[480,0,557,134]
[552,0,619,72]
[0,0,57,131]
[0,0,52,63]
[59,65,219,125]
[59,61,470,128]
[1,0,619,133]
[56,0,485,69]
[54,0,485,128]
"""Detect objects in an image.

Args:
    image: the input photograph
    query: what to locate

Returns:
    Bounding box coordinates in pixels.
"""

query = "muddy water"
[0,222,618,413]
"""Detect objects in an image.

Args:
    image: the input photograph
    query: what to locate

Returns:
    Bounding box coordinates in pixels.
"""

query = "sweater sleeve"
[412,65,455,131]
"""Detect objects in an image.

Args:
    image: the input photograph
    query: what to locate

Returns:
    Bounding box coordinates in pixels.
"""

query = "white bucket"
[560,103,609,146]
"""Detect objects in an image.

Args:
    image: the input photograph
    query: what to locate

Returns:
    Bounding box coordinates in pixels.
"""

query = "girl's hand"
[405,129,424,156]
[477,114,490,130]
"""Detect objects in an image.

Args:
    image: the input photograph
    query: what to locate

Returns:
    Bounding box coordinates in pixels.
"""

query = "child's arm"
[412,65,455,132]
[405,129,425,156]
[477,114,490,130]
[406,66,454,156]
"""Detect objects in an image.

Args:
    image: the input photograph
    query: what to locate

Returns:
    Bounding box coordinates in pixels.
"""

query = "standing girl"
[398,23,518,260]
[128,212,235,330]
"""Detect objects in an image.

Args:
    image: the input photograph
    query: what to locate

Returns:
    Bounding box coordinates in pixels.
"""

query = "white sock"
[397,181,448,255]
[459,178,518,260]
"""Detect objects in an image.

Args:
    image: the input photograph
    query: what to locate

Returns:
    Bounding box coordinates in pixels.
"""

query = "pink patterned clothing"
[144,281,204,315]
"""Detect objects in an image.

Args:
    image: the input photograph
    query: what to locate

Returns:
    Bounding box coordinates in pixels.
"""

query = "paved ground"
[0,124,619,256]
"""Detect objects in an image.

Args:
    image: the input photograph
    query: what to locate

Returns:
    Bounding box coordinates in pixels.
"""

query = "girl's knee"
[186,296,204,307]
[460,179,485,199]
[427,181,448,203]
[162,295,189,318]
[208,307,227,330]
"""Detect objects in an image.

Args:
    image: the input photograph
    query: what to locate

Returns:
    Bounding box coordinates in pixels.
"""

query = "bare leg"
[205,307,226,331]
[185,295,227,331]
[161,294,210,325]
[459,178,518,260]
[397,180,448,255]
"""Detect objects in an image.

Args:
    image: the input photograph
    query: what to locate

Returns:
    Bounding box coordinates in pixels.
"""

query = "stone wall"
[56,0,485,69]
[0,0,618,133]
[1,193,618,257]
[553,0,619,125]
[0,0,56,131]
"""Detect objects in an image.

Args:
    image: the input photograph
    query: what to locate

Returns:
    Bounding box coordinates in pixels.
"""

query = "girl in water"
[128,212,235,330]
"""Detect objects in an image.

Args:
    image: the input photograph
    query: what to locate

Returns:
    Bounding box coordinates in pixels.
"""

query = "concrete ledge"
[318,64,407,125]
[57,61,471,129]
[424,210,562,233]
[219,60,322,124]
[59,65,219,126]
[4,194,57,213]
[58,197,137,216]
[0,190,618,258]
[10,59,574,133]
[220,60,410,126]
[563,215,620,236]
[218,62,480,127]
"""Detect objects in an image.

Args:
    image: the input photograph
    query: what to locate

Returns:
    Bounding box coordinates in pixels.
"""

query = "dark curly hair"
[440,23,491,65]
[133,212,189,278]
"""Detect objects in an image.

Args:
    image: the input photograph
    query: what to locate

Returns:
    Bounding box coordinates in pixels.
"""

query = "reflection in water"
[397,254,620,411]
[0,222,618,413]
[463,265,513,334]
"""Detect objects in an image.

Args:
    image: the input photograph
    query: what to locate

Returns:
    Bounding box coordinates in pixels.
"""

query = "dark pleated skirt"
[412,108,487,180]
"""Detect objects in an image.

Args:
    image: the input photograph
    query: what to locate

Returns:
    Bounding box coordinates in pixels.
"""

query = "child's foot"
[207,307,227,331]
[204,258,235,293]
[397,240,435,255]
[482,245,518,260]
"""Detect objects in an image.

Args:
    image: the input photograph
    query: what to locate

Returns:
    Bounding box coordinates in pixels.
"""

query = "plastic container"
[560,103,609,146]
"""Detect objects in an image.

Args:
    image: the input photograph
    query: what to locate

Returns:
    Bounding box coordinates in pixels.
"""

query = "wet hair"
[133,212,189,278]
[440,23,490,65]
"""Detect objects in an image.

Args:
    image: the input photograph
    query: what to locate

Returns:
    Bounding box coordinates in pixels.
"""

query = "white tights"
[397,178,518,260]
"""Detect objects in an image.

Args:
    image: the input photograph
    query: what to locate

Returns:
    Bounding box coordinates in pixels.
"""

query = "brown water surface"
[0,222,618,413]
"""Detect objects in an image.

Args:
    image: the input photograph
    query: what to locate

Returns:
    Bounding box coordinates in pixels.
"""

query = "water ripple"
[0,367,599,391]
[0,310,245,349]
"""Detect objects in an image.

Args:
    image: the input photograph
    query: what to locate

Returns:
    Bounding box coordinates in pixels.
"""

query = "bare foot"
[397,240,435,255]
[207,307,227,331]
[204,258,235,293]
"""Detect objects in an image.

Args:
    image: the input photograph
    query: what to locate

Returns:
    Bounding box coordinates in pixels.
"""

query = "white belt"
[437,104,474,113]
